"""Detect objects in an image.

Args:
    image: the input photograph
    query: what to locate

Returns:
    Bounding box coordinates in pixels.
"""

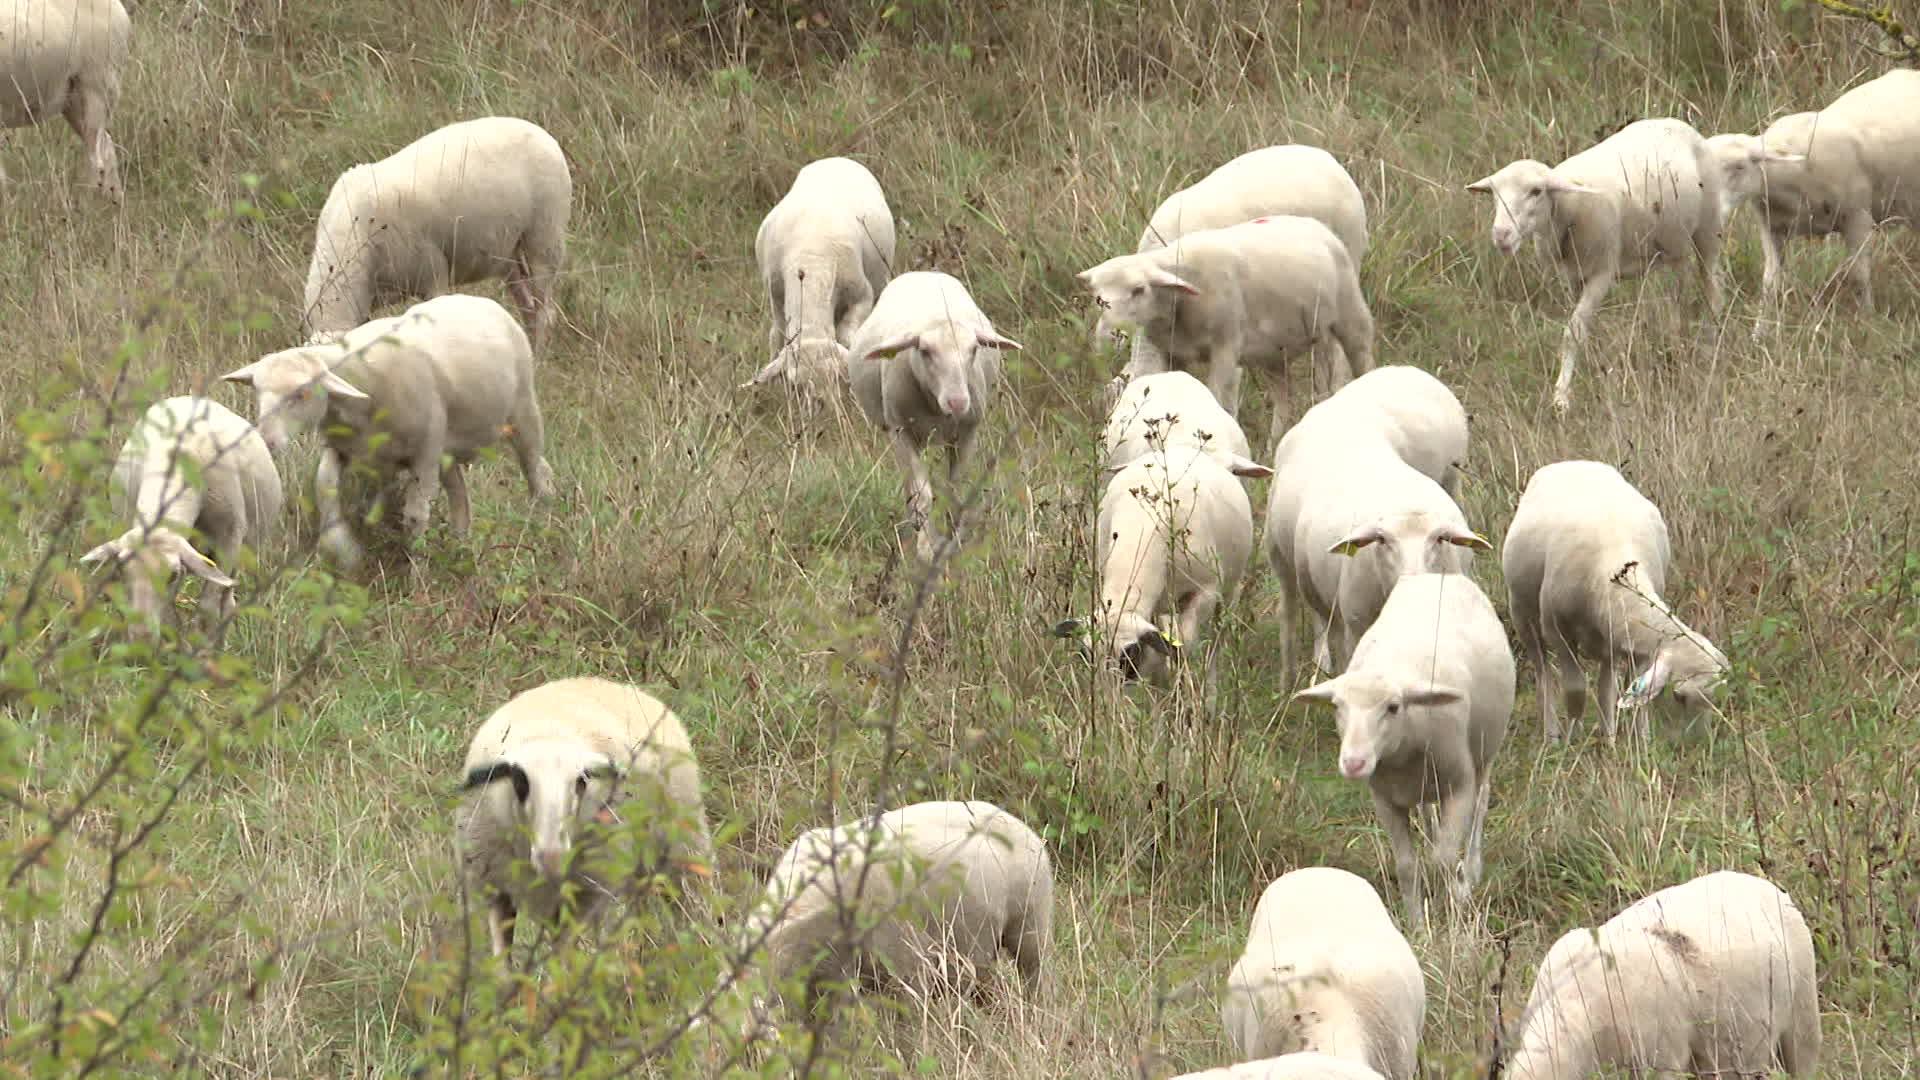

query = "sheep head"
[1329,515,1491,577]
[1466,160,1598,256]
[1076,254,1197,346]
[81,525,233,627]
[1295,673,1464,779]
[220,347,368,453]
[863,323,1021,420]
[463,740,623,882]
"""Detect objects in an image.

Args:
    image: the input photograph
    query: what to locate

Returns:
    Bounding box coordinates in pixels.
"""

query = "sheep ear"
[1762,149,1806,164]
[1543,174,1598,195]
[1141,626,1180,656]
[1147,266,1200,295]
[1619,655,1671,709]
[1442,528,1494,552]
[1404,685,1465,707]
[220,361,263,387]
[741,354,789,389]
[80,540,128,566]
[1293,678,1341,705]
[1225,454,1274,479]
[975,328,1024,352]
[1051,618,1087,640]
[319,371,368,400]
[1465,176,1495,194]
[1329,526,1387,556]
[173,542,235,588]
[863,332,922,360]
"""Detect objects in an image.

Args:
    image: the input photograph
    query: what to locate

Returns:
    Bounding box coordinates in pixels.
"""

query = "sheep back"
[1139,144,1369,265]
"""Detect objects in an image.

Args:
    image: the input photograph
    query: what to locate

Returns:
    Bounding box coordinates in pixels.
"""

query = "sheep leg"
[441,463,471,536]
[1331,312,1374,381]
[508,396,555,500]
[487,892,517,958]
[1596,655,1620,743]
[1269,544,1297,677]
[891,431,936,563]
[62,86,119,201]
[400,450,441,543]
[1511,596,1557,740]
[1552,269,1615,416]
[1372,790,1424,929]
[314,450,363,572]
[1554,648,1588,739]
[1465,774,1492,888]
[1175,587,1219,660]
[1429,786,1480,914]
[1756,224,1789,338]
[1204,343,1243,420]
[1002,914,1046,997]
[1841,209,1875,310]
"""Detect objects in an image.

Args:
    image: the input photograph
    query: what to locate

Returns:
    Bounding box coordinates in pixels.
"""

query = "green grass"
[3,0,1917,1075]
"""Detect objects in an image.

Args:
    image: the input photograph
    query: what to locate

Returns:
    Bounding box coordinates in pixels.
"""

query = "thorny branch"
[1810,0,1920,62]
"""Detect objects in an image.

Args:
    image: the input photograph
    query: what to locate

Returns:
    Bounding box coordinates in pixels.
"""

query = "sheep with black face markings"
[456,677,712,958]
[1501,870,1819,1079]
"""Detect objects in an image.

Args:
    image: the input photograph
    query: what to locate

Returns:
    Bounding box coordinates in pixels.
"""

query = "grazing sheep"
[1501,460,1729,743]
[1223,867,1424,1080]
[220,293,554,572]
[1294,573,1515,928]
[1101,370,1255,474]
[1467,117,1725,415]
[456,676,712,958]
[1136,145,1369,262]
[1052,443,1270,682]
[80,396,282,629]
[744,156,896,399]
[1709,68,1920,318]
[1078,216,1375,454]
[846,271,1022,564]
[1173,1053,1387,1080]
[1263,367,1480,674]
[0,0,129,199]
[1503,870,1819,1079]
[733,800,1051,1019]
[302,116,571,351]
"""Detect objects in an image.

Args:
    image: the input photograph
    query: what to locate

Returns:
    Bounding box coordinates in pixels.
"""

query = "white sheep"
[1172,1053,1388,1080]
[1078,216,1375,454]
[1263,367,1481,674]
[1138,144,1370,259]
[1708,68,1920,319]
[1502,870,1820,1079]
[1222,867,1424,1080]
[743,156,896,399]
[456,676,712,958]
[220,292,554,572]
[732,800,1051,1018]
[80,396,282,629]
[846,271,1023,564]
[0,0,129,200]
[1467,117,1725,416]
[1100,370,1255,474]
[1052,443,1270,682]
[1294,573,1515,928]
[302,116,571,352]
[1501,460,1729,743]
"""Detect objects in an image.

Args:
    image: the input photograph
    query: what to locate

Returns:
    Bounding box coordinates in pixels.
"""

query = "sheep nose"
[1340,755,1371,779]
[1491,227,1517,255]
[531,847,567,880]
[942,393,970,416]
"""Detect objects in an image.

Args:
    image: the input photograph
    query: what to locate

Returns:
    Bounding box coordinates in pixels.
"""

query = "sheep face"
[1295,674,1464,779]
[1703,133,1806,220]
[80,526,233,626]
[464,741,622,882]
[1076,255,1198,345]
[1465,161,1596,255]
[220,348,369,453]
[1051,612,1179,681]
[745,338,850,393]
[1329,514,1490,577]
[864,325,1021,420]
[1620,632,1730,714]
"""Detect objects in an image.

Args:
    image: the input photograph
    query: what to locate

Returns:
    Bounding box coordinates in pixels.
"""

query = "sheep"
[1501,870,1820,1079]
[846,271,1023,564]
[456,676,712,958]
[1078,216,1375,456]
[1293,573,1514,928]
[1708,68,1920,320]
[1263,367,1481,674]
[1136,145,1370,262]
[302,116,571,352]
[0,0,129,200]
[1172,1053,1388,1080]
[1500,460,1729,744]
[1051,443,1270,682]
[1467,117,1725,416]
[220,292,554,572]
[1222,867,1424,1080]
[1100,370,1255,474]
[743,156,896,400]
[730,800,1051,1021]
[80,396,282,629]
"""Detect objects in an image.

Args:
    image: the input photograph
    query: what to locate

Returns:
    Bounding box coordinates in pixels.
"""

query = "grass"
[2,0,1917,1075]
